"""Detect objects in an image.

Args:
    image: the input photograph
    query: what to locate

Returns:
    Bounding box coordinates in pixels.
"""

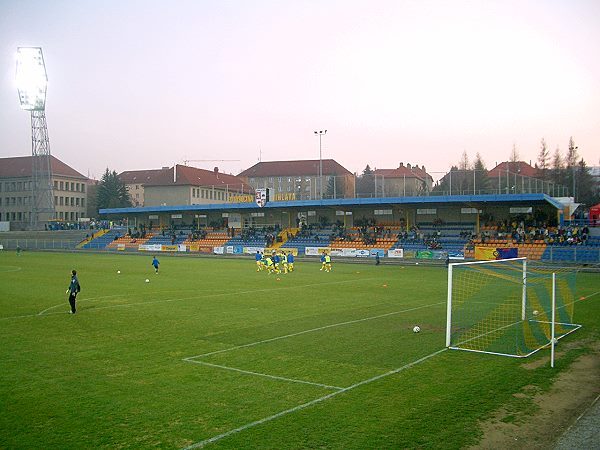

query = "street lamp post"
[314,130,327,200]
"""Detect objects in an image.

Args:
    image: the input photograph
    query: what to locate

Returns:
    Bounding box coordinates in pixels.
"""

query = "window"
[71,182,75,191]
[60,197,64,206]
[81,184,85,193]
[54,181,58,190]
[81,198,85,208]
[76,198,80,207]
[17,197,22,206]
[60,181,64,190]
[70,197,74,206]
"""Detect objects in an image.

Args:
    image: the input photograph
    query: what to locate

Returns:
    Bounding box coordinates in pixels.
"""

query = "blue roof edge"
[99,193,562,215]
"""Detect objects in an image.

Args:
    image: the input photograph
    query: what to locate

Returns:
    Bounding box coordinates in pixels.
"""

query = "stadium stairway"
[76,228,109,248]
[81,227,126,249]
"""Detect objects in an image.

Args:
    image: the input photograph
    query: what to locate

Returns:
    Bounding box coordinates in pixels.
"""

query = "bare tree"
[510,143,519,163]
[537,138,550,179]
[566,136,579,168]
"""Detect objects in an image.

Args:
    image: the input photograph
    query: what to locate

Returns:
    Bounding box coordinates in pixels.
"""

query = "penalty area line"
[182,348,447,449]
[184,301,445,360]
[185,359,344,390]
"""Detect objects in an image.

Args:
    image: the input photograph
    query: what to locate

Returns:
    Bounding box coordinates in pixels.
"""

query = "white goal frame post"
[445,257,581,359]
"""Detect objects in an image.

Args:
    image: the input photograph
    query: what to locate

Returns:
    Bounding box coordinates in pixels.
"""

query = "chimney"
[407,163,411,169]
[422,165,426,171]
[214,167,219,173]
[399,162,404,167]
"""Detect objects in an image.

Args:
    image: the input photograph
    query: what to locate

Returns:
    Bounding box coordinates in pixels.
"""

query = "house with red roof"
[120,165,252,207]
[487,161,540,179]
[374,163,433,197]
[238,159,354,200]
[0,155,90,228]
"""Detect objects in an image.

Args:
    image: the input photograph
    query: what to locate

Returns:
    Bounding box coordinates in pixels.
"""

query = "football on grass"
[413,326,421,333]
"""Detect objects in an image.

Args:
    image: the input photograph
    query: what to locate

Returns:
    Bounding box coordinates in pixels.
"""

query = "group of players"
[255,250,332,273]
[255,250,295,274]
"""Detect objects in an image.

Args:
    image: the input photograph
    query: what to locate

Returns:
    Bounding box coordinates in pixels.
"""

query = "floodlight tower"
[16,47,55,229]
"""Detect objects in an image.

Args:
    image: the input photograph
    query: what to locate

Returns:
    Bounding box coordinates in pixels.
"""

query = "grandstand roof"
[123,165,251,192]
[488,161,539,178]
[100,193,563,215]
[238,159,352,177]
[0,155,87,179]
[374,163,433,181]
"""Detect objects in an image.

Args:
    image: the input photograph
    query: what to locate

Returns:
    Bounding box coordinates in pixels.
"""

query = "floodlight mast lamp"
[314,130,327,200]
[16,47,55,230]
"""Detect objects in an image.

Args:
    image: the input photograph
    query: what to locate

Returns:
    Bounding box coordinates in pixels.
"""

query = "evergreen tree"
[472,153,489,194]
[97,168,132,210]
[356,165,376,198]
[325,173,344,199]
[574,159,598,206]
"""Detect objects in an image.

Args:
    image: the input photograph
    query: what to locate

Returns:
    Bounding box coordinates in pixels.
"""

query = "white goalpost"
[446,258,581,359]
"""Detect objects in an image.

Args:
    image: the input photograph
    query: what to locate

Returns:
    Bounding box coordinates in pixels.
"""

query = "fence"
[0,238,81,250]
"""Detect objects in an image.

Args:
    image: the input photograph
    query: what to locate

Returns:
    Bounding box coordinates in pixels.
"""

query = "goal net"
[446,258,581,357]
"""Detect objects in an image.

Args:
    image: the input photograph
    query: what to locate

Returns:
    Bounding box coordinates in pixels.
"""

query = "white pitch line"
[0,265,22,273]
[182,348,448,449]
[36,278,378,317]
[184,301,445,361]
[186,359,344,390]
[37,294,124,315]
[4,277,379,321]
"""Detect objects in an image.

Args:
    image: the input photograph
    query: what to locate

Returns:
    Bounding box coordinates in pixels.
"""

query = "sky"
[1,0,599,182]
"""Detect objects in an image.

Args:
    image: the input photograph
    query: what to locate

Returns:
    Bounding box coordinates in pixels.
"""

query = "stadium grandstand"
[84,192,600,264]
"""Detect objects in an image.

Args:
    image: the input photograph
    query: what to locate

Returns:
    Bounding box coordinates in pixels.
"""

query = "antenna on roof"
[182,159,240,166]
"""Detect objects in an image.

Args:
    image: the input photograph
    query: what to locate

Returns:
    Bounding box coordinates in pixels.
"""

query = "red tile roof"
[121,165,251,193]
[119,168,170,184]
[374,163,433,181]
[488,161,539,178]
[0,155,87,179]
[238,159,352,177]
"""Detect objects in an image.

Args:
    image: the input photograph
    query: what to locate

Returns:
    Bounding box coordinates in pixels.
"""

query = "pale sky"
[1,0,599,181]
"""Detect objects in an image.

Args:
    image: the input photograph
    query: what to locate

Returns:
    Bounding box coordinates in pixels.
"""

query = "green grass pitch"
[1,251,599,449]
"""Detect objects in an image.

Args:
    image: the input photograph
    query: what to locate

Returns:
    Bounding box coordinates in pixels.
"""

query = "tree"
[537,138,550,180]
[325,173,344,199]
[510,143,519,163]
[573,159,597,206]
[355,165,376,198]
[97,168,132,210]
[565,137,579,197]
[550,147,565,186]
[566,137,579,168]
[472,153,489,194]
[431,165,458,195]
